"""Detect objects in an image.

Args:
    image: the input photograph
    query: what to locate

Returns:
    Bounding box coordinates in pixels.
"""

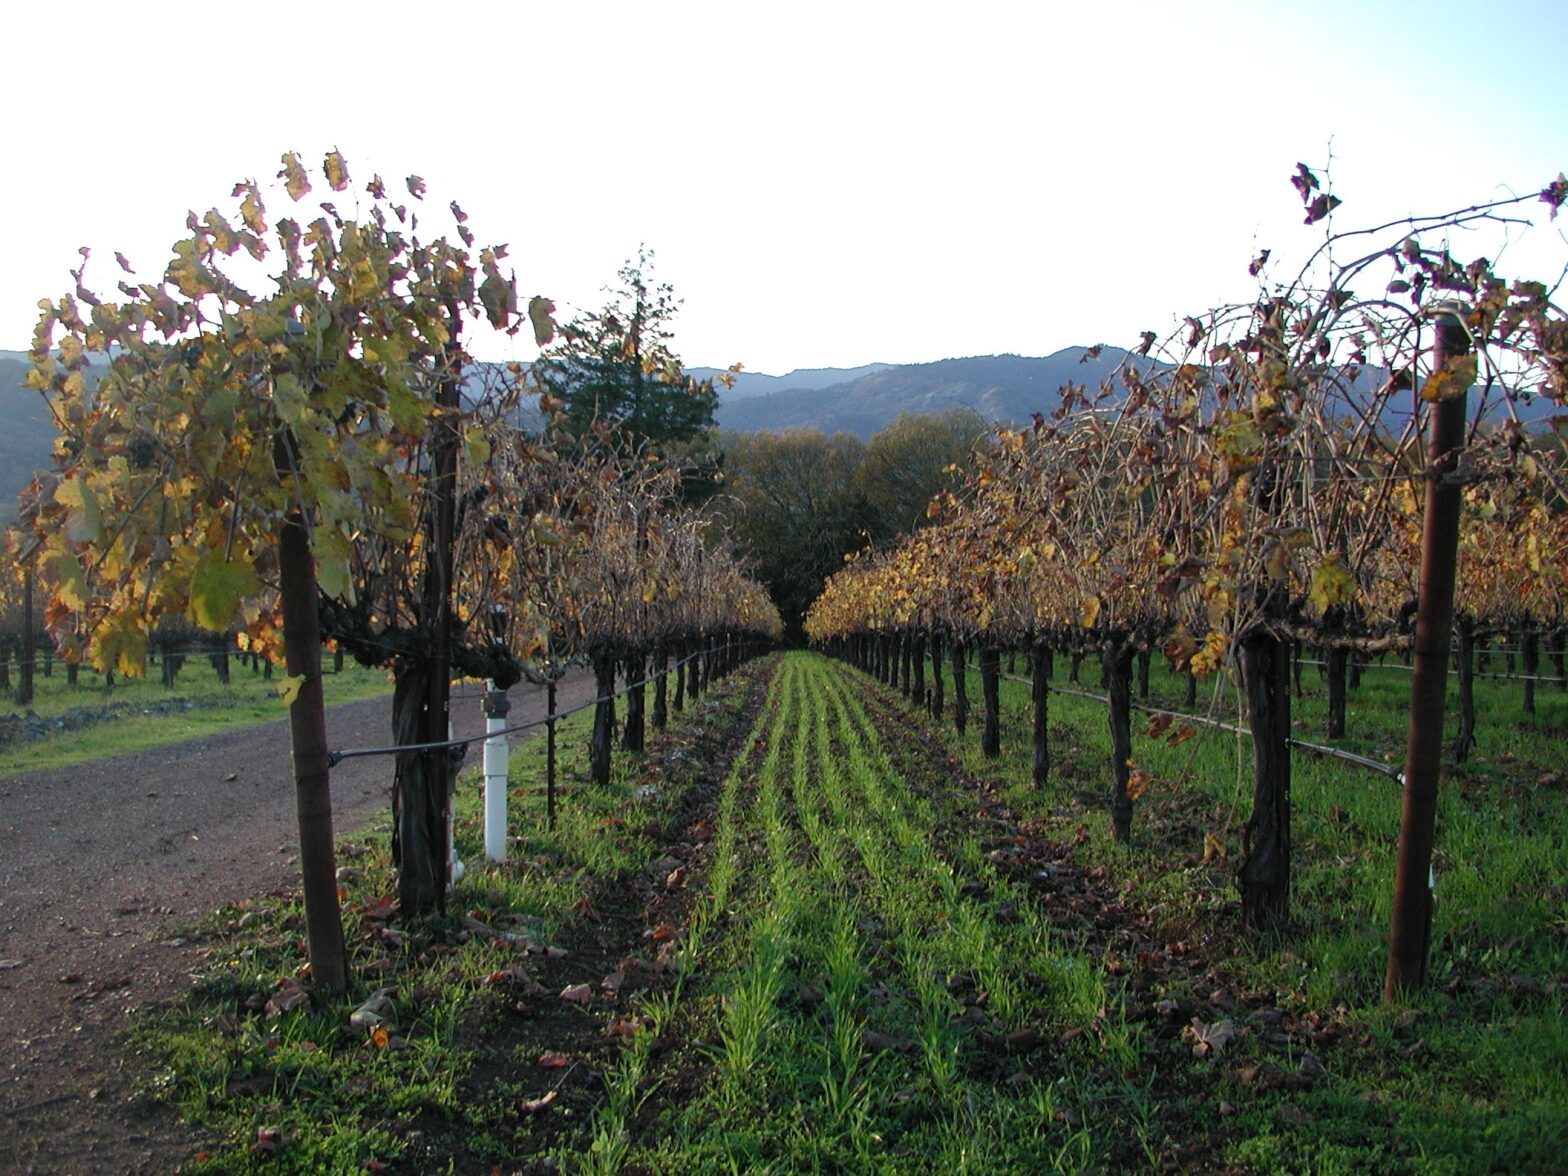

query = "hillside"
[687,362,894,401]
[0,352,58,520]
[714,348,1149,437]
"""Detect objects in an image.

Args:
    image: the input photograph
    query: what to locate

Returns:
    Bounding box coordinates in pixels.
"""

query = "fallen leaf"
[601,971,626,992]
[517,1090,557,1114]
[265,980,310,1017]
[1185,1016,1236,1058]
[349,988,397,1030]
[537,1050,570,1068]
[560,983,592,1004]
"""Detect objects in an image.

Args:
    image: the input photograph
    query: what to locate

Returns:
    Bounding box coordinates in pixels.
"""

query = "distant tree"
[718,428,872,640]
[536,248,724,499]
[854,407,989,544]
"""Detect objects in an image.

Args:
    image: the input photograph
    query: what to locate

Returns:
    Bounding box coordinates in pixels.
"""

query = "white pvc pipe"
[483,682,510,864]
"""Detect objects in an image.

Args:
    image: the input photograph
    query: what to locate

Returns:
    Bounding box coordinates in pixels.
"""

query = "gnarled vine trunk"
[979,646,1001,759]
[652,644,669,730]
[1030,645,1052,787]
[624,650,646,751]
[950,640,968,736]
[1104,644,1134,843]
[1325,645,1348,740]
[1238,622,1291,935]
[929,633,944,720]
[590,652,617,785]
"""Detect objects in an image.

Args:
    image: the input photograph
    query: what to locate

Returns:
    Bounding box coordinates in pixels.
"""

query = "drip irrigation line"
[1292,656,1567,685]
[938,666,1406,782]
[325,641,762,767]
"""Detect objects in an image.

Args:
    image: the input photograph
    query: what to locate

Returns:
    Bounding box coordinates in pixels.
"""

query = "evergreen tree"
[536,248,722,497]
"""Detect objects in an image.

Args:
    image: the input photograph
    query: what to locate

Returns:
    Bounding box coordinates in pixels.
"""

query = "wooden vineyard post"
[276,506,349,993]
[1385,304,1471,1000]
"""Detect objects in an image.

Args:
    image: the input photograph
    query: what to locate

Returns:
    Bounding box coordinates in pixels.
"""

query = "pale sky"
[4,0,1565,375]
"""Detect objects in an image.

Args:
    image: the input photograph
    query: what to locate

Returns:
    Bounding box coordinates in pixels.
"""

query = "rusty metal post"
[1385,304,1471,1000]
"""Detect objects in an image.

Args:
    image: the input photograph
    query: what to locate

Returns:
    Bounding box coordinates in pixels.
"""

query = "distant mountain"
[715,348,1151,438]
[0,352,59,521]
[687,363,895,401]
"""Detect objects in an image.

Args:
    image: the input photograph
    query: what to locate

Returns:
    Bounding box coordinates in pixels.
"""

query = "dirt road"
[0,669,597,1174]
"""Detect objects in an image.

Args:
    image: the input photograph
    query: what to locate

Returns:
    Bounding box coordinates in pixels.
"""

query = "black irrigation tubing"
[2,648,283,669]
[1292,656,1567,685]
[982,668,1406,782]
[325,643,760,768]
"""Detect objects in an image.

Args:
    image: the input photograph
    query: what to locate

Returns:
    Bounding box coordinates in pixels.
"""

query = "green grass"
[131,660,770,1175]
[0,656,393,776]
[614,654,1149,1172]
[929,645,1568,1174]
[125,648,1568,1173]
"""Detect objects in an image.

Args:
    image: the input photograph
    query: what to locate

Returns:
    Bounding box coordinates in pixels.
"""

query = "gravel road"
[0,668,597,1174]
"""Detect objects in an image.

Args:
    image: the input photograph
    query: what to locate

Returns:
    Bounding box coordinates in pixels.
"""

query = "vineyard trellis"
[807,168,1568,996]
[12,151,780,993]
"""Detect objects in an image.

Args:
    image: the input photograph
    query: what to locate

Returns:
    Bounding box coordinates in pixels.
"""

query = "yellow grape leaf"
[1202,832,1225,862]
[324,149,350,192]
[1215,414,1263,468]
[1307,557,1356,614]
[92,614,148,678]
[1125,768,1152,801]
[313,527,355,602]
[385,378,426,433]
[189,549,261,632]
[54,478,104,544]
[1190,629,1228,677]
[479,271,514,330]
[49,549,90,612]
[528,296,556,347]
[463,425,491,466]
[1421,353,1477,402]
[1261,539,1290,584]
[276,673,307,707]
[1080,594,1102,629]
[238,182,267,234]
[279,152,311,201]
